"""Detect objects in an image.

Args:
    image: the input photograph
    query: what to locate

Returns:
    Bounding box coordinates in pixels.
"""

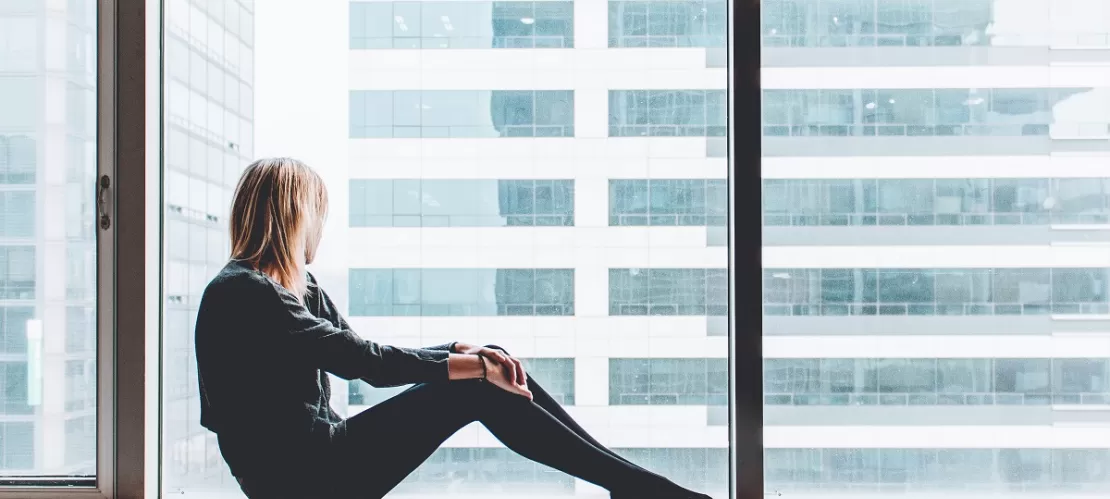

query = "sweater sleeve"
[265,279,449,387]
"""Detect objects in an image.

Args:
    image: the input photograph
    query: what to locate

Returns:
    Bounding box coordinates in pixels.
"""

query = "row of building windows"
[348,1,727,50]
[609,358,728,406]
[350,180,574,227]
[347,179,728,227]
[763,87,1099,138]
[349,269,576,316]
[765,178,1110,226]
[350,90,574,139]
[766,358,1110,406]
[349,90,728,138]
[0,306,33,354]
[0,422,33,471]
[0,361,31,415]
[767,448,1110,491]
[764,268,1110,317]
[350,1,574,49]
[348,268,727,317]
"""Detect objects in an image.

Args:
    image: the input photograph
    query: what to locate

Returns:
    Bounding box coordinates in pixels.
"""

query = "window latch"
[98,174,111,231]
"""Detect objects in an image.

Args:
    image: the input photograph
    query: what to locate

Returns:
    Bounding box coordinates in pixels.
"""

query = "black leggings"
[237,349,707,499]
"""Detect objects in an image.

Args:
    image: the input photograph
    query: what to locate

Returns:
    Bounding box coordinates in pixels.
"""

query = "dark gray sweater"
[194,260,453,477]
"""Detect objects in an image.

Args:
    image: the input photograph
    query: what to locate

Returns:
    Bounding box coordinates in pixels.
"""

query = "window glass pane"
[0,0,97,481]
[763,0,1110,493]
[168,0,730,496]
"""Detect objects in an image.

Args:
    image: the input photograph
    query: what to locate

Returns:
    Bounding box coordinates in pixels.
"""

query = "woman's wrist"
[447,353,485,381]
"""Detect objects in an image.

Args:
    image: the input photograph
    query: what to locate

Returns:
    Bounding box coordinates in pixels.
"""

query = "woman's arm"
[267,279,449,387]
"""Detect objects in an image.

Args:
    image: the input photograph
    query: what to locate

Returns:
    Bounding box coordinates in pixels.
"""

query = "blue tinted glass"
[763,268,1109,316]
[610,268,723,316]
[609,358,728,405]
[611,179,724,226]
[762,0,998,48]
[609,90,722,137]
[349,268,574,316]
[762,178,1110,227]
[761,88,1092,137]
[350,180,574,226]
[350,91,575,138]
[609,1,726,48]
[351,2,573,49]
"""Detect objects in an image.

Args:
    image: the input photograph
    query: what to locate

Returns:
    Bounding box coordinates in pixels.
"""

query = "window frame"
[2,0,749,496]
[0,0,156,497]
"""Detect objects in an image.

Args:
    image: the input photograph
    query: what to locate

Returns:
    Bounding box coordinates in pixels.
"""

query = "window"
[0,136,35,184]
[610,268,728,316]
[765,178,1110,226]
[610,179,728,226]
[163,0,732,496]
[349,269,575,316]
[350,90,575,138]
[762,88,1094,138]
[609,90,727,136]
[351,1,575,49]
[764,358,1110,406]
[351,179,575,227]
[763,268,1109,316]
[609,358,728,405]
[608,0,727,48]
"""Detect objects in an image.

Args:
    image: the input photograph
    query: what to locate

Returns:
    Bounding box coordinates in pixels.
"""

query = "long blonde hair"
[229,157,328,299]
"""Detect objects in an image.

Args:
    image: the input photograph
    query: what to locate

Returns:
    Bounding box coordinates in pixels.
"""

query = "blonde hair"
[229,157,328,300]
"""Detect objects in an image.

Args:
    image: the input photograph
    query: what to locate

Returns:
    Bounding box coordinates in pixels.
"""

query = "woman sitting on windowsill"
[193,157,714,499]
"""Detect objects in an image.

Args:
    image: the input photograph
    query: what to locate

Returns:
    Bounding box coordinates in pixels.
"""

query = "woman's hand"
[454,343,527,387]
[480,354,533,400]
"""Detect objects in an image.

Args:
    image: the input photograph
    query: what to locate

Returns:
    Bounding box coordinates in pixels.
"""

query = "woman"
[195,157,714,498]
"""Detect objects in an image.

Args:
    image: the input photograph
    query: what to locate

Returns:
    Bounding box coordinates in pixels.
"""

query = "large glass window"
[350,90,575,138]
[351,179,575,227]
[164,0,731,496]
[609,89,727,136]
[608,0,727,48]
[351,1,575,49]
[349,269,575,316]
[0,0,96,483]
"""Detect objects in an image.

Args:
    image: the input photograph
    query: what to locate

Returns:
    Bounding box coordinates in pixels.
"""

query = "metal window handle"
[98,174,111,231]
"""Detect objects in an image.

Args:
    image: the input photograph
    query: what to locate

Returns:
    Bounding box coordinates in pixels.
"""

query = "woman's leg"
[333,378,706,498]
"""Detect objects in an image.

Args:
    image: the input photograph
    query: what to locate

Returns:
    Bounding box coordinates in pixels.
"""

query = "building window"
[0,135,36,184]
[610,179,728,226]
[65,360,96,412]
[764,358,1110,406]
[609,90,726,137]
[764,178,1110,226]
[351,179,574,227]
[0,246,34,300]
[762,88,1097,137]
[0,306,33,354]
[609,358,728,405]
[0,422,34,471]
[392,448,574,494]
[350,1,574,49]
[764,268,1110,316]
[609,268,728,316]
[349,269,575,316]
[766,448,1110,490]
[350,90,575,138]
[608,0,727,48]
[615,448,728,492]
[762,0,1001,48]
[0,191,34,237]
[1,361,31,415]
[64,416,95,470]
